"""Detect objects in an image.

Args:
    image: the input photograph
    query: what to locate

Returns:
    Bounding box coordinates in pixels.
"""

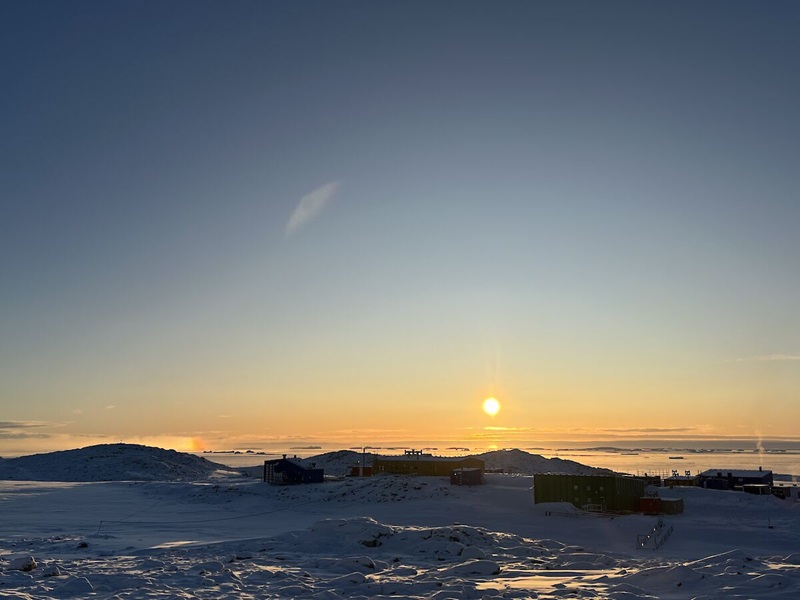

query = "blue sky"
[1,1,798,453]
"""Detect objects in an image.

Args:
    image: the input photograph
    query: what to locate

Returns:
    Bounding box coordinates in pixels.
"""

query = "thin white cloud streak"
[0,421,51,430]
[470,426,704,435]
[737,354,800,362]
[285,181,341,236]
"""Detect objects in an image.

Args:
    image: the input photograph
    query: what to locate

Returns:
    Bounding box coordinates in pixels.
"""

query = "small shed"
[639,497,662,515]
[638,495,684,515]
[663,474,699,487]
[348,465,373,477]
[637,474,663,487]
[451,468,484,486]
[743,484,772,496]
[533,473,645,512]
[660,497,684,514]
[698,468,773,491]
[263,456,324,485]
[771,482,799,501]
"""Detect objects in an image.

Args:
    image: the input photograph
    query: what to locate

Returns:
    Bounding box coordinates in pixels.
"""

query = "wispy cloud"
[0,421,63,441]
[737,354,800,362]
[0,431,53,440]
[0,421,49,430]
[602,427,697,434]
[285,181,341,236]
[330,428,410,437]
[462,424,712,442]
[482,426,536,432]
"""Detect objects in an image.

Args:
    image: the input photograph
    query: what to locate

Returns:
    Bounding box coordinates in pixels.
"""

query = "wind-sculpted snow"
[2,516,799,598]
[1,446,799,598]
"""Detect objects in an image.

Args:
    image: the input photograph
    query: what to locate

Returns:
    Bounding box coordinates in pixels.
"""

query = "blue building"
[698,468,773,491]
[263,456,324,484]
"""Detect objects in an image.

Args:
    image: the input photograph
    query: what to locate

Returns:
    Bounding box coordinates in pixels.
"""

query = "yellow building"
[373,450,485,476]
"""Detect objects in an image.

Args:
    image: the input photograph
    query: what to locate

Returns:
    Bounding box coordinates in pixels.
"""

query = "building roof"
[698,469,772,478]
[375,454,480,463]
[265,456,320,470]
[533,473,640,479]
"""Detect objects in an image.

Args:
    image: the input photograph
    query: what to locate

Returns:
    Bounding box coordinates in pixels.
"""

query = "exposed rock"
[7,556,36,572]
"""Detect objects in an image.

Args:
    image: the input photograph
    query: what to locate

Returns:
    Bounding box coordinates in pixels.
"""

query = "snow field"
[2,446,799,598]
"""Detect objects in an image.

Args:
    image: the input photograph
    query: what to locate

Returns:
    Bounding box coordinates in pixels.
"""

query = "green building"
[373,450,485,476]
[533,473,645,512]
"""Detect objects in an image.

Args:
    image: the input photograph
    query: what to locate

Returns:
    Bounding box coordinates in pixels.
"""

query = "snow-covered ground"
[1,445,798,598]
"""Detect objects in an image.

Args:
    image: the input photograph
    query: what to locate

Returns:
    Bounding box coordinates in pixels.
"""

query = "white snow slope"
[0,444,235,482]
[1,444,798,599]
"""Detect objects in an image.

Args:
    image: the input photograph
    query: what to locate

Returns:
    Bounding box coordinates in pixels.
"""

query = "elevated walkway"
[636,517,673,549]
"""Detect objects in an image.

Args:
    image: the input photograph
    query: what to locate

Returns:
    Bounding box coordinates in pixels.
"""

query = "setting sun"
[482,397,501,416]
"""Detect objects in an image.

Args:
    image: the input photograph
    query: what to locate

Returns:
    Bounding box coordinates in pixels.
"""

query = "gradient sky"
[2,1,799,455]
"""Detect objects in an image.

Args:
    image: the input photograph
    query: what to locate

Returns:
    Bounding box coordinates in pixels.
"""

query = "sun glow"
[482,397,501,416]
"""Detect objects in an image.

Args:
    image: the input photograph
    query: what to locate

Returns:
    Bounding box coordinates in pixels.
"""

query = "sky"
[1,0,799,455]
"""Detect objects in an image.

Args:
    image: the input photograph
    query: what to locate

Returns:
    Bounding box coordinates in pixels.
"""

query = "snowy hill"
[0,444,235,482]
[472,448,614,476]
[252,448,614,478]
[0,445,613,483]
